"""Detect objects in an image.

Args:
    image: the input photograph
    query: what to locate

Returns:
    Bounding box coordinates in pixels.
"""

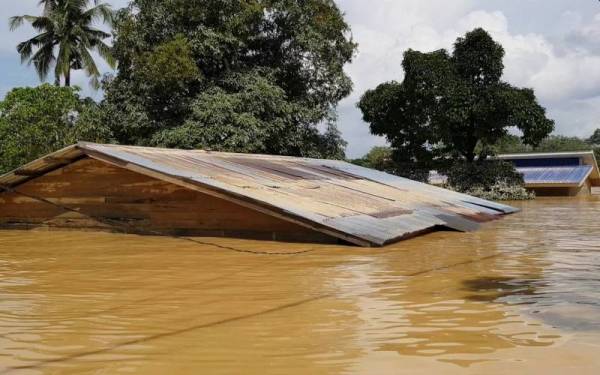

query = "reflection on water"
[0,197,599,374]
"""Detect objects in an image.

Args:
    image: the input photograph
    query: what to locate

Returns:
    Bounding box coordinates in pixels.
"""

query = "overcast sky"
[2,0,600,158]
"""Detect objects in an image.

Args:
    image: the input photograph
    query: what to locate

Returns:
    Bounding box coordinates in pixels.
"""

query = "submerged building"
[0,143,516,247]
[498,151,600,196]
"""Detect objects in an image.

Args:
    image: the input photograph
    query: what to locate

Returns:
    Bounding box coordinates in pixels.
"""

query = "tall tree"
[9,0,115,87]
[101,0,355,158]
[587,129,600,145]
[358,28,554,172]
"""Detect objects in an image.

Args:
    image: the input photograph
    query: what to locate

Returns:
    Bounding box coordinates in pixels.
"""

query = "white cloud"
[336,2,600,157]
[2,0,600,156]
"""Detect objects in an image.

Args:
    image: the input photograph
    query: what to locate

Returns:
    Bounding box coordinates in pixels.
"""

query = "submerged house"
[497,151,600,196]
[0,143,516,247]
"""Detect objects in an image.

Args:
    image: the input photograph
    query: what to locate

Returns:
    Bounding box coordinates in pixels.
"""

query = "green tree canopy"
[350,146,393,170]
[493,134,592,154]
[101,0,355,159]
[9,0,115,88]
[0,84,111,174]
[358,28,554,172]
[587,129,600,145]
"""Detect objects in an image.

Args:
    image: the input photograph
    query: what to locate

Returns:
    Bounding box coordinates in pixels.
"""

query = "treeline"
[353,133,600,173]
[2,1,595,201]
[1,0,355,174]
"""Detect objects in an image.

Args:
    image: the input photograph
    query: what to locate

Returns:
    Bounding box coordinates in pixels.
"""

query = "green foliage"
[0,84,112,174]
[535,136,591,152]
[350,146,429,181]
[351,146,393,170]
[135,35,202,92]
[447,160,523,192]
[9,0,115,87]
[446,160,533,200]
[358,28,554,171]
[492,133,600,176]
[493,134,593,153]
[101,0,356,158]
[458,183,535,201]
[587,129,600,145]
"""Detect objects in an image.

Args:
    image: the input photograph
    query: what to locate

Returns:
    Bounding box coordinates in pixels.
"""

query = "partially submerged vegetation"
[445,160,534,200]
[351,150,535,200]
[2,2,596,203]
[354,28,597,201]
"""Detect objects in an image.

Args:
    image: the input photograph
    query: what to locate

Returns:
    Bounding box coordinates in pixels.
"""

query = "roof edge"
[78,143,377,247]
[497,150,595,159]
[0,144,85,189]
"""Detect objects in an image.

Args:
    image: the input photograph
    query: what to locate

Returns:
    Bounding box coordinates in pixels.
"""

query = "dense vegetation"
[357,28,556,199]
[3,2,598,203]
[491,134,600,161]
[99,0,356,158]
[354,129,600,200]
[0,84,111,173]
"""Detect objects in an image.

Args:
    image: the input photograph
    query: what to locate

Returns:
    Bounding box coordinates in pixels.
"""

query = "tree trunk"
[65,69,71,87]
[464,135,478,162]
[54,75,60,86]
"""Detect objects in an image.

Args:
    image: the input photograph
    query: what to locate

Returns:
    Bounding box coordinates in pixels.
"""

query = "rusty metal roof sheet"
[0,142,517,247]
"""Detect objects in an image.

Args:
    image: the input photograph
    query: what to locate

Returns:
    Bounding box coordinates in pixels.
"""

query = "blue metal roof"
[511,157,581,168]
[517,165,593,186]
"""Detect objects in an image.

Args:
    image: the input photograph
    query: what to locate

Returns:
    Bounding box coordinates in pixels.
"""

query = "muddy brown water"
[0,197,599,374]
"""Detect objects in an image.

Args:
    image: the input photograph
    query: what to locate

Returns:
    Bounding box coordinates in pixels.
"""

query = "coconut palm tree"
[9,0,115,88]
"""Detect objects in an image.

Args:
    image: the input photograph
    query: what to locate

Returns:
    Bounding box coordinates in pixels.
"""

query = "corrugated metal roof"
[0,142,517,247]
[518,166,593,187]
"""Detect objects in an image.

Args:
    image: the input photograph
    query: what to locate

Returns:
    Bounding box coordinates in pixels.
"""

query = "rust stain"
[0,143,518,247]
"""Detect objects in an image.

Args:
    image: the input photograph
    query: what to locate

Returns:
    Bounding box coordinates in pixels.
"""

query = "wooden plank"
[0,158,338,242]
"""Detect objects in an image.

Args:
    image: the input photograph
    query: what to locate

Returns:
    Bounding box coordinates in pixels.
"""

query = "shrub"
[446,160,534,200]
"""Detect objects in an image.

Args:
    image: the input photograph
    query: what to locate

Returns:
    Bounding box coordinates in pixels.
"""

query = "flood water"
[0,197,599,374]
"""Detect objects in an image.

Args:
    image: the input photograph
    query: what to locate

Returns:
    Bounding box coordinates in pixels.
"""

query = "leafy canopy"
[493,134,592,154]
[9,0,115,88]
[0,84,111,174]
[358,28,555,172]
[588,129,600,145]
[101,0,355,159]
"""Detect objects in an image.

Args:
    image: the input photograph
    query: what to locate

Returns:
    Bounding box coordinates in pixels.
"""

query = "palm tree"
[9,0,116,88]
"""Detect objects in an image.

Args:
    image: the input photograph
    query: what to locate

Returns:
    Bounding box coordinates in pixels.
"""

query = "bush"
[460,182,535,201]
[350,146,431,182]
[446,160,534,200]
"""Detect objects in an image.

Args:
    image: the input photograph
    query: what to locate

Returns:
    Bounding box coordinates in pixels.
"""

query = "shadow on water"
[462,276,543,303]
[1,197,600,373]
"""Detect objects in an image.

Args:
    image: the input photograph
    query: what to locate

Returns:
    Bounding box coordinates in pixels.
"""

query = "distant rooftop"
[498,150,600,189]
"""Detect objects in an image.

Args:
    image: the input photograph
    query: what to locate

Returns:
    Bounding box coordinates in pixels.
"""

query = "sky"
[2,1,600,158]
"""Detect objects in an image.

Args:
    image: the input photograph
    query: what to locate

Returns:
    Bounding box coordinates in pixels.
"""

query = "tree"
[358,28,554,172]
[0,84,112,174]
[9,0,115,88]
[100,0,356,159]
[587,129,600,145]
[493,134,592,154]
[351,146,393,171]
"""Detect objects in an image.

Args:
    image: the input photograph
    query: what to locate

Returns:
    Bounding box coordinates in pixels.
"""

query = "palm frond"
[31,43,56,80]
[55,40,73,80]
[30,16,54,33]
[11,0,114,89]
[16,32,54,63]
[79,46,100,77]
[82,3,114,26]
[94,40,115,68]
[81,26,111,40]
[9,15,40,31]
